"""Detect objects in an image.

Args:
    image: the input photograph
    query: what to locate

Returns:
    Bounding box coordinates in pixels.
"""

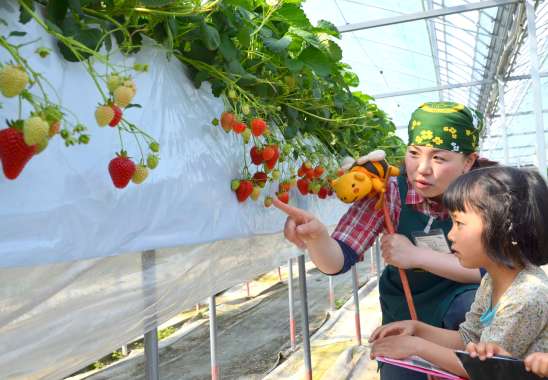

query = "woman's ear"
[463,152,479,173]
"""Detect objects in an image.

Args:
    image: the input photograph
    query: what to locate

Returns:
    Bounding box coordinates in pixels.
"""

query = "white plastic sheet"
[0,2,346,268]
[0,3,349,379]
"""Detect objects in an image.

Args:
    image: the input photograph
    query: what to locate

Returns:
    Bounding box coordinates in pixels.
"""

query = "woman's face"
[405,145,476,199]
[447,206,489,269]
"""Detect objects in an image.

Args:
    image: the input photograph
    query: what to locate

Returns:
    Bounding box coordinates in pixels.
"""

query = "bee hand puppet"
[331,150,400,208]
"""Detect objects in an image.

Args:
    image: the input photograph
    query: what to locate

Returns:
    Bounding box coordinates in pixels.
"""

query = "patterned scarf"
[408,102,483,153]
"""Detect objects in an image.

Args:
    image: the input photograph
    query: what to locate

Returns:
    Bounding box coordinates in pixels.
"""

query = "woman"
[274,102,489,380]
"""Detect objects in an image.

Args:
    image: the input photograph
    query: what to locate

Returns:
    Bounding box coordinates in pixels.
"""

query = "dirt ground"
[81,261,376,380]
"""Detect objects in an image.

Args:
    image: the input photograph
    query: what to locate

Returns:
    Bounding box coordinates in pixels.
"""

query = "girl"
[369,166,548,377]
[275,102,490,379]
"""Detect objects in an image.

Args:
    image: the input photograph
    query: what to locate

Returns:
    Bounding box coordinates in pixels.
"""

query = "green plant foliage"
[19,0,405,164]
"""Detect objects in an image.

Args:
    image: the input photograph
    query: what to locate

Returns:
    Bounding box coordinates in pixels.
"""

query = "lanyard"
[423,201,437,233]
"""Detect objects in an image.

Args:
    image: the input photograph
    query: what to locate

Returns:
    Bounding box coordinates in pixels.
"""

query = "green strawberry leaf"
[18,0,34,24]
[315,20,340,38]
[299,47,333,77]
[273,4,311,29]
[263,35,292,54]
[46,0,69,27]
[58,27,103,62]
[200,22,221,51]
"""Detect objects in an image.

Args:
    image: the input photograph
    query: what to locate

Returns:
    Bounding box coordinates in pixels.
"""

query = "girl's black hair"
[443,166,548,268]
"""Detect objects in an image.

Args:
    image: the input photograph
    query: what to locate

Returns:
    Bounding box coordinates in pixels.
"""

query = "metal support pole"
[525,0,547,179]
[278,267,283,282]
[142,250,159,380]
[497,79,509,165]
[374,244,382,280]
[351,265,362,346]
[246,282,250,298]
[375,238,382,276]
[288,258,296,350]
[121,345,128,356]
[209,296,219,380]
[338,0,520,33]
[328,275,335,312]
[298,255,312,380]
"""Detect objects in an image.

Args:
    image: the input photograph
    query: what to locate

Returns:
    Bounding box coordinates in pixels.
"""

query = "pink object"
[376,356,468,380]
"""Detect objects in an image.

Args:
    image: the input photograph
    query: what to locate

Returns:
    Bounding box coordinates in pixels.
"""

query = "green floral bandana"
[408,102,483,153]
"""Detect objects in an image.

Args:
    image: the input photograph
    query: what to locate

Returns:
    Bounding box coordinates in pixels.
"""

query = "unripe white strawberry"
[23,116,49,146]
[131,164,149,184]
[250,186,261,201]
[0,65,29,98]
[95,105,114,126]
[114,86,134,108]
[107,75,122,93]
[123,78,137,96]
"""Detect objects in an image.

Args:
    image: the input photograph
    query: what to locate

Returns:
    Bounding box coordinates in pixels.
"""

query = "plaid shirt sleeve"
[331,177,401,258]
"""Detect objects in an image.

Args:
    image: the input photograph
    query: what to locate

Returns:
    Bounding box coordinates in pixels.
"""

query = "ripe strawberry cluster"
[95,74,160,189]
[217,109,339,206]
[218,111,270,143]
[296,162,334,200]
[0,65,68,179]
[217,111,293,206]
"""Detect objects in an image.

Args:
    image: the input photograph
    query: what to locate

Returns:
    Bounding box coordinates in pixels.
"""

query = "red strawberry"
[220,111,236,132]
[236,180,253,202]
[318,187,328,199]
[314,166,325,178]
[251,118,267,136]
[279,181,291,193]
[232,122,246,134]
[297,178,309,195]
[252,171,268,188]
[305,168,315,180]
[265,145,280,170]
[108,151,136,189]
[250,146,263,165]
[297,166,305,177]
[0,127,36,179]
[109,104,123,127]
[277,191,289,204]
[262,145,275,161]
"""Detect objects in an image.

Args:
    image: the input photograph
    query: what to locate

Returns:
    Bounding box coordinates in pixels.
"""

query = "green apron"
[378,176,479,327]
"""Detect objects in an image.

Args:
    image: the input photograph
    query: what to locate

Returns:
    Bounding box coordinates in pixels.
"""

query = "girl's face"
[405,145,477,199]
[447,206,489,269]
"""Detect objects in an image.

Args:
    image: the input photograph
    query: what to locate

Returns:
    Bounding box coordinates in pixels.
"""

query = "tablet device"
[455,350,545,380]
[376,355,466,380]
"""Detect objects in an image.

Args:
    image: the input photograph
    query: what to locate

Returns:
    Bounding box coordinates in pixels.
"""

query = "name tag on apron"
[411,228,451,253]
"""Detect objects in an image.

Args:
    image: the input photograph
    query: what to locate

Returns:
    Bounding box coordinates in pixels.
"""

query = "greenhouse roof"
[303,0,548,170]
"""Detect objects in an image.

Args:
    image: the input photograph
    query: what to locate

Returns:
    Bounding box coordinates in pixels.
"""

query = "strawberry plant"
[5,0,405,197]
[0,3,161,187]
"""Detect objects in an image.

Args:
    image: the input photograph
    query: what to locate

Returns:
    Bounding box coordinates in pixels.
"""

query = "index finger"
[273,198,312,221]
